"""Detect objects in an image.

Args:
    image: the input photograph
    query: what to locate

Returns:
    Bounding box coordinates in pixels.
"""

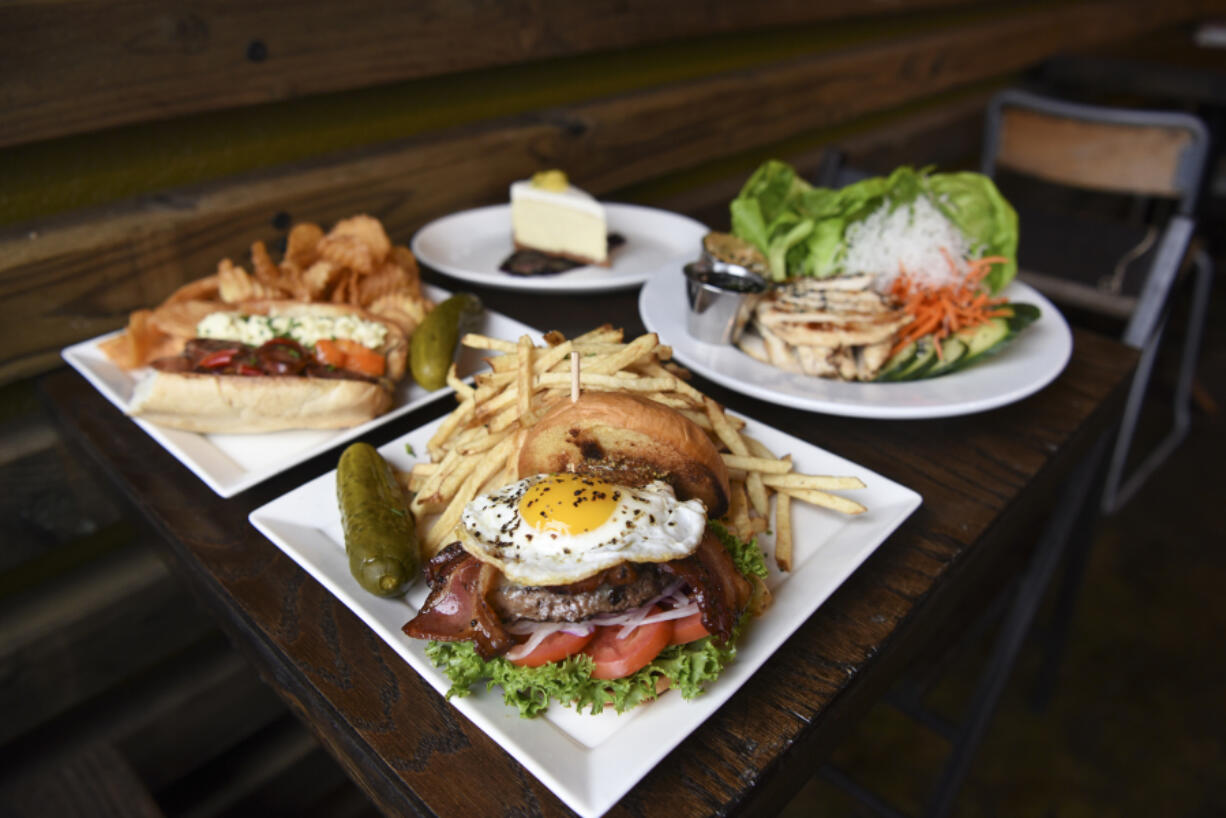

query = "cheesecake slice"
[510,170,609,266]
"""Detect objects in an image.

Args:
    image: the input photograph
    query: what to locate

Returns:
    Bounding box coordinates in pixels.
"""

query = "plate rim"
[60,285,540,496]
[248,411,922,817]
[640,274,1074,419]
[411,202,709,294]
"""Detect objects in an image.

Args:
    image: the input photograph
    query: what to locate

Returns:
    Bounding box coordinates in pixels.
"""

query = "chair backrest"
[981,89,1209,215]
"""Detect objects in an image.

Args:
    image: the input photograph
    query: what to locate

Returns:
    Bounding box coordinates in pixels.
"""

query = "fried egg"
[457,473,707,586]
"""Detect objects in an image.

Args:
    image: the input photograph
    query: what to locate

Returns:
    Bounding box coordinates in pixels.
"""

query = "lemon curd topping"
[530,169,569,191]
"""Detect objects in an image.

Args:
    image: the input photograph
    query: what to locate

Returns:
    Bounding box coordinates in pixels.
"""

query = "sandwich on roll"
[403,392,769,717]
[128,300,408,433]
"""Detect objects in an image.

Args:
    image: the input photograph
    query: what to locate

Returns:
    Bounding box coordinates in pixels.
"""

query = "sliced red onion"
[586,580,699,637]
[504,620,595,661]
[503,579,699,657]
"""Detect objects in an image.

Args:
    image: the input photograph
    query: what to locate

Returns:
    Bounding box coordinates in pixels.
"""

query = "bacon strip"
[402,533,750,655]
[660,531,751,644]
[402,543,515,659]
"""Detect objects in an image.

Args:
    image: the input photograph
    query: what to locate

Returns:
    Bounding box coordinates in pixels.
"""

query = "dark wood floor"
[1,247,1221,817]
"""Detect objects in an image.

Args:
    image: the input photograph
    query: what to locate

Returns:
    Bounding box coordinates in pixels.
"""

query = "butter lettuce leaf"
[729,160,1019,292]
[924,171,1019,292]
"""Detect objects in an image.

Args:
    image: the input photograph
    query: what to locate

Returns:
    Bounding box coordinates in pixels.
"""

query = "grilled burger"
[402,392,767,716]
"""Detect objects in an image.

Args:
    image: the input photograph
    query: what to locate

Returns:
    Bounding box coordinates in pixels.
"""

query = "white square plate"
[60,284,540,497]
[249,412,921,817]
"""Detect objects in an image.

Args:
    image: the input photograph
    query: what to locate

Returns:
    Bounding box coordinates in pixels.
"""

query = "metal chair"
[981,88,1213,513]
[811,91,1213,818]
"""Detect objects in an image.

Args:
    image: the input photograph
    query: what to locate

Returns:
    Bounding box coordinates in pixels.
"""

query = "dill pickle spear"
[336,442,419,597]
[410,293,483,391]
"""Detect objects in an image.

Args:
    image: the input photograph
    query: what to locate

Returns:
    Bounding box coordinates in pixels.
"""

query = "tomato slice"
[669,611,710,645]
[335,339,386,377]
[582,609,674,680]
[507,628,594,668]
[313,339,347,368]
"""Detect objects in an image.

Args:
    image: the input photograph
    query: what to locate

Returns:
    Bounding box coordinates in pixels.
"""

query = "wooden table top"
[40,277,1138,817]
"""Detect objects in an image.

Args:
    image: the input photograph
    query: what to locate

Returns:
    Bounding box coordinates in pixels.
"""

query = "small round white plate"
[639,272,1073,419]
[411,203,708,293]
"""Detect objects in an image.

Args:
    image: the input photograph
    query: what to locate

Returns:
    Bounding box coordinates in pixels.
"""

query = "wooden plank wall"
[0,0,1219,385]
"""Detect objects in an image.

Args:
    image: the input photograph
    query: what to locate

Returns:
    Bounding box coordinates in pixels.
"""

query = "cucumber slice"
[1003,302,1041,332]
[947,317,1016,374]
[895,337,938,380]
[880,301,1041,381]
[925,337,968,378]
[956,317,1010,357]
[876,341,917,381]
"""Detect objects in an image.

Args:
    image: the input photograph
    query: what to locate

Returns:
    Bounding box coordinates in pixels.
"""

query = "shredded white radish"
[843,195,972,291]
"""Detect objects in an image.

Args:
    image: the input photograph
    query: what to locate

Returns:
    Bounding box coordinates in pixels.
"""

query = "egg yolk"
[518,474,620,536]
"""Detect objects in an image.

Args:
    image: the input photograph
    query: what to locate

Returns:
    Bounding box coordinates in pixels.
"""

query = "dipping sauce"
[682,261,768,345]
[687,269,767,293]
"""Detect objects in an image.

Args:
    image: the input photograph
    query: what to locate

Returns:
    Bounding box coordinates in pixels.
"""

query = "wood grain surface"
[40,271,1140,816]
[0,0,990,150]
[1,0,1211,385]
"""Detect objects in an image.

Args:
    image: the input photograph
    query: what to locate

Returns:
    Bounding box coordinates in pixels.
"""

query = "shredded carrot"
[887,253,1010,358]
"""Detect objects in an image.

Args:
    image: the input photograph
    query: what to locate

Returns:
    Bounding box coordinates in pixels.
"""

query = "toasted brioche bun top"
[516,392,731,518]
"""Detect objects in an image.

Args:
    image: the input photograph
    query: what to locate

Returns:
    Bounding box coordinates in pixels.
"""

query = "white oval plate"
[411,203,708,293]
[640,273,1074,419]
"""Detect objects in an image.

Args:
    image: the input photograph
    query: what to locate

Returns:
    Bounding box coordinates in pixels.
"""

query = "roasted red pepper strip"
[198,348,242,369]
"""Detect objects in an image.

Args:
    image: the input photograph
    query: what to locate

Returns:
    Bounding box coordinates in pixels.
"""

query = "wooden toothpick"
[570,351,580,402]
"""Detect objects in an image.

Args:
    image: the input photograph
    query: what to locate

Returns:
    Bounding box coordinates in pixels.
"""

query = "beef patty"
[489,561,673,623]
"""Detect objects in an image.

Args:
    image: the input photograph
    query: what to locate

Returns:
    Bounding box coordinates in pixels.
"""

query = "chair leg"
[1102,249,1213,513]
[923,435,1109,818]
[818,438,1111,818]
[1100,316,1166,515]
[1027,474,1103,711]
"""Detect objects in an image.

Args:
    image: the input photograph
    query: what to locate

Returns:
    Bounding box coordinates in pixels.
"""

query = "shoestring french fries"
[402,326,867,569]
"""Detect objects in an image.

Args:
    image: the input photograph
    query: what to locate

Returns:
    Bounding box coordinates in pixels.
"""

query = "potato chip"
[327,214,391,263]
[162,274,220,305]
[329,270,356,305]
[390,245,421,287]
[151,299,225,338]
[358,262,411,307]
[277,260,311,301]
[316,214,391,276]
[318,234,376,276]
[250,240,282,287]
[220,258,288,303]
[97,309,159,369]
[285,222,324,269]
[366,291,428,336]
[300,259,341,300]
